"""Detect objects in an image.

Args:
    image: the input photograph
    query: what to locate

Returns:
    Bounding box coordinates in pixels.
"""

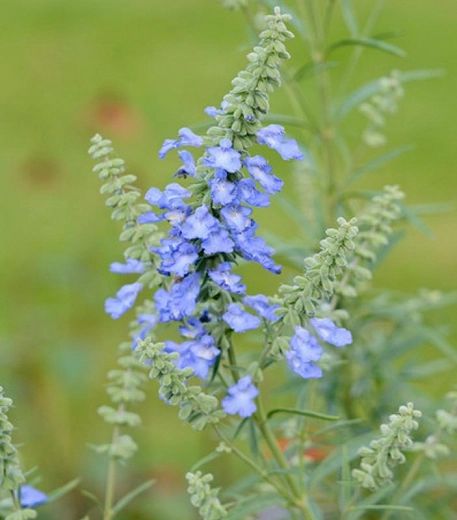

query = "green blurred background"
[0,0,456,518]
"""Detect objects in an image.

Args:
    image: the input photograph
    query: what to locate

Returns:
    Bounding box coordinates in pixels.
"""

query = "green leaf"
[111,479,155,515]
[346,145,414,186]
[339,446,352,513]
[341,0,358,36]
[348,505,414,513]
[248,418,260,458]
[338,69,444,119]
[267,408,339,421]
[327,37,406,58]
[294,61,338,82]
[46,478,80,503]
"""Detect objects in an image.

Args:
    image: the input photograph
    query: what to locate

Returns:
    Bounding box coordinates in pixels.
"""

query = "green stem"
[212,426,296,507]
[255,398,315,519]
[103,425,120,520]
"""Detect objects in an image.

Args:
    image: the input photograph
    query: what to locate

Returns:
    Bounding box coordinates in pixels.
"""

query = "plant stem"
[255,397,315,519]
[212,426,296,507]
[103,424,119,520]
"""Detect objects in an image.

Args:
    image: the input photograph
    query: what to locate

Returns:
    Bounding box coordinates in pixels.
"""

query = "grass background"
[0,0,456,517]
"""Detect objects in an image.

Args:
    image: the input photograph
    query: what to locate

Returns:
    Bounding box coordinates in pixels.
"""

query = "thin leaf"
[338,69,444,119]
[339,446,352,513]
[46,478,80,503]
[190,451,221,472]
[341,0,358,36]
[348,504,414,512]
[327,37,406,58]
[346,145,414,186]
[294,61,338,82]
[267,408,339,421]
[248,418,259,458]
[111,479,155,515]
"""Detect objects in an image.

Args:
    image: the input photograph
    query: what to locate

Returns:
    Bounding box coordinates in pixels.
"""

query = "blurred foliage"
[0,0,456,518]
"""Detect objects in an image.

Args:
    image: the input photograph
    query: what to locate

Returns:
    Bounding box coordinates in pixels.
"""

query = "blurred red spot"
[87,93,143,139]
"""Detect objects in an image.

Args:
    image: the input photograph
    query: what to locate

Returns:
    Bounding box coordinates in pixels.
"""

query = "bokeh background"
[1,0,456,518]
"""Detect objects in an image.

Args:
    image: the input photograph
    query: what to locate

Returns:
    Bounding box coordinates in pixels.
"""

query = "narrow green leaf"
[267,407,339,421]
[46,478,80,503]
[341,0,358,36]
[294,61,338,82]
[327,37,406,58]
[346,145,414,186]
[348,504,414,512]
[112,479,155,515]
[338,69,444,119]
[339,446,352,513]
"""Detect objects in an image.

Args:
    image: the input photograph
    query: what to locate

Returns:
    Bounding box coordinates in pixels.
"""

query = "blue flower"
[179,317,207,339]
[154,273,200,322]
[235,227,281,274]
[145,183,191,209]
[221,205,252,232]
[138,211,162,224]
[182,335,220,379]
[201,227,235,255]
[203,138,242,173]
[285,326,323,379]
[209,170,237,206]
[166,334,219,379]
[155,236,198,277]
[19,485,48,508]
[181,205,219,240]
[205,106,222,118]
[164,205,191,227]
[236,178,270,207]
[105,282,143,319]
[177,150,196,177]
[222,376,258,418]
[208,262,246,295]
[223,303,261,333]
[256,125,303,161]
[243,294,279,322]
[110,258,145,274]
[244,155,283,194]
[159,127,204,159]
[310,318,352,347]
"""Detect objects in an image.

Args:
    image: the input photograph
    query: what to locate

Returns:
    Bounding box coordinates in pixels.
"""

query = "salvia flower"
[145,183,190,209]
[285,326,323,379]
[203,138,242,173]
[310,318,352,347]
[256,125,303,161]
[243,294,279,322]
[222,376,259,418]
[159,127,203,159]
[110,258,145,274]
[105,282,143,319]
[244,155,283,194]
[223,304,261,333]
[208,262,246,295]
[177,150,196,177]
[19,485,48,508]
[155,274,200,322]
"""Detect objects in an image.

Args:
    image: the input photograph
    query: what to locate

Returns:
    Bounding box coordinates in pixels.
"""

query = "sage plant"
[86,3,456,518]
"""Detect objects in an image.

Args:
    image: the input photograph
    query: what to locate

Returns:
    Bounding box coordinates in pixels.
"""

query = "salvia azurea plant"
[2,2,456,519]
